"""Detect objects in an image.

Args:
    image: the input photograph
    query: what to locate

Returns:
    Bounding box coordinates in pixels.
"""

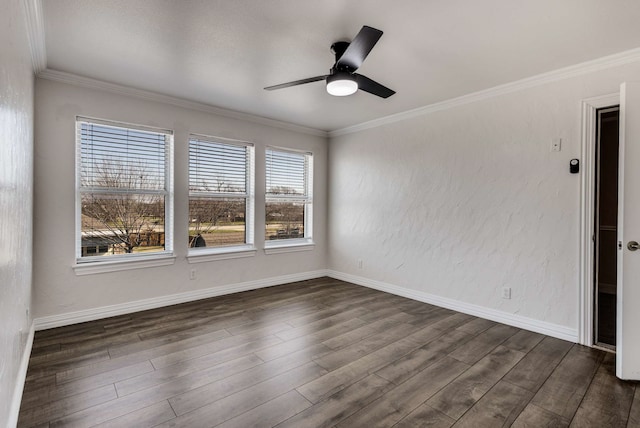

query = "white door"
[617,82,640,380]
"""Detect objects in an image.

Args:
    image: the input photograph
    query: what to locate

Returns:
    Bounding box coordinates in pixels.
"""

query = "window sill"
[187,246,257,263]
[264,240,315,255]
[73,254,176,275]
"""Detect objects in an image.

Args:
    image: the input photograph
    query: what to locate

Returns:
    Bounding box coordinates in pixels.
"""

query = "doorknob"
[628,241,640,251]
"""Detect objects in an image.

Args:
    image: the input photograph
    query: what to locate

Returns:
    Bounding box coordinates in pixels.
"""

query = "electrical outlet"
[357,259,363,269]
[502,287,511,299]
[189,269,197,280]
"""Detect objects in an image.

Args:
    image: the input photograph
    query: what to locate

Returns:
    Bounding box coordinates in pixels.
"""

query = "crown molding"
[329,47,640,138]
[21,0,46,73]
[37,69,329,138]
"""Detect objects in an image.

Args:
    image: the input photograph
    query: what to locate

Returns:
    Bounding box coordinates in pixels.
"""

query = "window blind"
[79,120,169,192]
[189,138,248,194]
[265,149,309,197]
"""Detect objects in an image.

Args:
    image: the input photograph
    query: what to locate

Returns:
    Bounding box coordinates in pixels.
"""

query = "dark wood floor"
[19,277,640,427]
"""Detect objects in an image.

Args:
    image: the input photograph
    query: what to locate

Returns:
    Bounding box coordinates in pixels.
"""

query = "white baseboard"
[32,268,578,343]
[8,322,35,428]
[327,270,578,343]
[34,270,329,331]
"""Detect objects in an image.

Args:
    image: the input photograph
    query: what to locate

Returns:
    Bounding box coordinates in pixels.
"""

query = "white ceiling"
[41,0,640,132]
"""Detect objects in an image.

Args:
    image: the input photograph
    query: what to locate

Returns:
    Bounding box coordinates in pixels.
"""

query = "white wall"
[328,61,640,336]
[33,78,327,320]
[0,0,35,425]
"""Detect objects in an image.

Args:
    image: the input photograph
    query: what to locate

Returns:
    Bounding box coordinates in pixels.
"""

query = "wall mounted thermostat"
[570,159,579,174]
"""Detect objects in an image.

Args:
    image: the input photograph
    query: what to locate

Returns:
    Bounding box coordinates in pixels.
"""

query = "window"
[188,135,254,252]
[76,117,173,262]
[265,148,313,246]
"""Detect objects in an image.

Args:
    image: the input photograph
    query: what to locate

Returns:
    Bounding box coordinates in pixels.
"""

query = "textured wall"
[0,0,34,424]
[329,61,640,331]
[33,79,327,318]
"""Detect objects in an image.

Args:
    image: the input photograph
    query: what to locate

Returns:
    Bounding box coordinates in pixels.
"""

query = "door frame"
[579,92,620,347]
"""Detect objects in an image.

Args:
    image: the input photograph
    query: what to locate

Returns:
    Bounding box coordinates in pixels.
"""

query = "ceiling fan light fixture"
[326,72,358,96]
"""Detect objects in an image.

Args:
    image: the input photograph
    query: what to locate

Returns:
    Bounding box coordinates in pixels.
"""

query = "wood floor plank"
[313,322,422,371]
[321,314,406,350]
[253,338,332,362]
[452,380,534,428]
[167,350,325,416]
[274,307,371,341]
[356,303,420,323]
[427,345,526,419]
[529,344,602,419]
[511,403,570,427]
[405,307,457,326]
[92,401,176,428]
[253,318,367,362]
[430,312,477,332]
[21,361,154,410]
[336,356,469,427]
[454,317,496,336]
[569,353,635,427]
[501,329,545,354]
[298,335,427,404]
[18,384,118,428]
[108,327,231,359]
[628,386,640,427]
[49,354,262,427]
[149,331,281,369]
[54,329,254,385]
[28,332,141,367]
[375,328,472,386]
[26,350,112,383]
[115,352,264,397]
[277,374,393,428]
[502,337,573,393]
[134,312,245,342]
[448,323,519,365]
[159,361,327,426]
[225,320,293,336]
[214,390,312,428]
[394,403,456,428]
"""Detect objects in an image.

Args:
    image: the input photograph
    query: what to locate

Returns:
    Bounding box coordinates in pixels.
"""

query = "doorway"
[593,106,619,349]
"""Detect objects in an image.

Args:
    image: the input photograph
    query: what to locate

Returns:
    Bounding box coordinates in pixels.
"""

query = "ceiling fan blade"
[336,26,383,71]
[264,75,327,91]
[355,74,395,98]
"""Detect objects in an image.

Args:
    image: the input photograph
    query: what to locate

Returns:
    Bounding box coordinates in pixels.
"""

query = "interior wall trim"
[21,0,46,73]
[327,270,579,343]
[36,69,329,138]
[329,48,640,138]
[33,270,329,331]
[34,268,579,338]
[8,322,35,428]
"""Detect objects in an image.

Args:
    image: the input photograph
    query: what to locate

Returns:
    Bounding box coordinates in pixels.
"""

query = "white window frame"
[73,116,175,274]
[187,134,256,263]
[264,147,314,253]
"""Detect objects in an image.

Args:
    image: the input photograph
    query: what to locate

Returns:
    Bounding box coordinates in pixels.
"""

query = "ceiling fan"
[264,25,395,98]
